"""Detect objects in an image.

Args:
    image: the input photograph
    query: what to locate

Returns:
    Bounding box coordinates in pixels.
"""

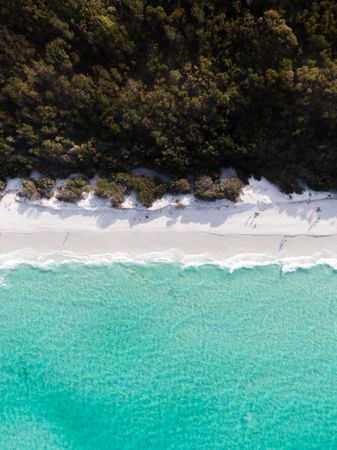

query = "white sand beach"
[1,176,337,271]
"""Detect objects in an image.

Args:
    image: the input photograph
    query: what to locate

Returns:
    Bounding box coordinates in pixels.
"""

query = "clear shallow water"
[1,263,337,449]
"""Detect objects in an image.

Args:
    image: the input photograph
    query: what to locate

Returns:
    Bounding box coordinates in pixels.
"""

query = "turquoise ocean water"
[1,263,337,449]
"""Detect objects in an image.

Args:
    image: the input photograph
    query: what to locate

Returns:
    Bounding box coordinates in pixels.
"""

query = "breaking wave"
[0,248,337,273]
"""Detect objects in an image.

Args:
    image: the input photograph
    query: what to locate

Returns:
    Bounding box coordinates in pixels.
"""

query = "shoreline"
[1,176,337,271]
[1,230,337,272]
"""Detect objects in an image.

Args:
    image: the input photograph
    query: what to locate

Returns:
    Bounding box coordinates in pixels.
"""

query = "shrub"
[219,177,244,202]
[95,179,124,207]
[132,176,168,207]
[56,188,80,203]
[154,182,169,198]
[113,172,133,194]
[0,180,6,191]
[21,179,40,201]
[195,176,244,202]
[195,176,221,201]
[36,176,55,198]
[169,178,191,194]
[137,188,154,207]
[64,177,91,192]
[36,176,55,191]
[114,174,168,207]
[56,177,91,203]
[95,179,112,198]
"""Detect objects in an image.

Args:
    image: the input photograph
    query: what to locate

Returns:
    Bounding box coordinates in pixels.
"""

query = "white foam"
[0,248,336,273]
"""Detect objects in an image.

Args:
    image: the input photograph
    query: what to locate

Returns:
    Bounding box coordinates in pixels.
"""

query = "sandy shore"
[1,229,336,258]
[1,176,337,270]
[1,230,337,272]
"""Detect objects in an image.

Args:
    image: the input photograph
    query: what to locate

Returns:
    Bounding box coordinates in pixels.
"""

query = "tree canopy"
[1,0,337,191]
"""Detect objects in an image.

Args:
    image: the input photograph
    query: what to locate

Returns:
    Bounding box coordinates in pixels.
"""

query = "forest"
[1,0,337,198]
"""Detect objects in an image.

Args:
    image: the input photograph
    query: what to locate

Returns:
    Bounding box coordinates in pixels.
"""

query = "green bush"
[219,177,244,202]
[195,176,244,202]
[137,188,155,207]
[113,174,168,207]
[169,178,191,194]
[0,180,6,191]
[154,182,169,198]
[64,177,91,192]
[36,176,55,190]
[56,177,91,203]
[95,179,124,207]
[195,176,221,201]
[36,176,55,198]
[125,176,155,207]
[113,173,133,194]
[131,176,168,207]
[56,188,80,203]
[21,179,40,201]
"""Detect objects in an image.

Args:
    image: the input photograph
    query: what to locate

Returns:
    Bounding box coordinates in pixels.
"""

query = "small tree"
[169,178,191,194]
[95,179,124,207]
[56,177,91,203]
[20,179,40,201]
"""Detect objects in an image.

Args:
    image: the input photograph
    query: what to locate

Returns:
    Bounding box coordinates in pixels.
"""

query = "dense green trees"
[1,1,337,190]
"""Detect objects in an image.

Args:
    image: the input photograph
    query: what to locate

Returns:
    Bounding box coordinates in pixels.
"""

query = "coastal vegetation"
[169,179,191,195]
[95,178,125,207]
[19,177,55,200]
[21,179,39,201]
[195,176,244,201]
[12,173,244,206]
[36,176,56,198]
[1,1,337,194]
[56,177,91,202]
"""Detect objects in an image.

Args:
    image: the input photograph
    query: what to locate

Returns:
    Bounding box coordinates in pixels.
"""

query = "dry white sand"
[0,176,337,270]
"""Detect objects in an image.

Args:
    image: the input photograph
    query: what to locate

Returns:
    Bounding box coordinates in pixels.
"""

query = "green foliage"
[36,176,55,198]
[95,179,124,207]
[36,176,55,191]
[0,181,6,191]
[56,177,91,203]
[1,1,337,189]
[113,173,169,207]
[195,176,244,202]
[21,179,39,201]
[129,176,168,207]
[64,177,90,191]
[195,176,222,201]
[219,177,245,202]
[113,173,134,194]
[169,178,191,194]
[56,188,79,203]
